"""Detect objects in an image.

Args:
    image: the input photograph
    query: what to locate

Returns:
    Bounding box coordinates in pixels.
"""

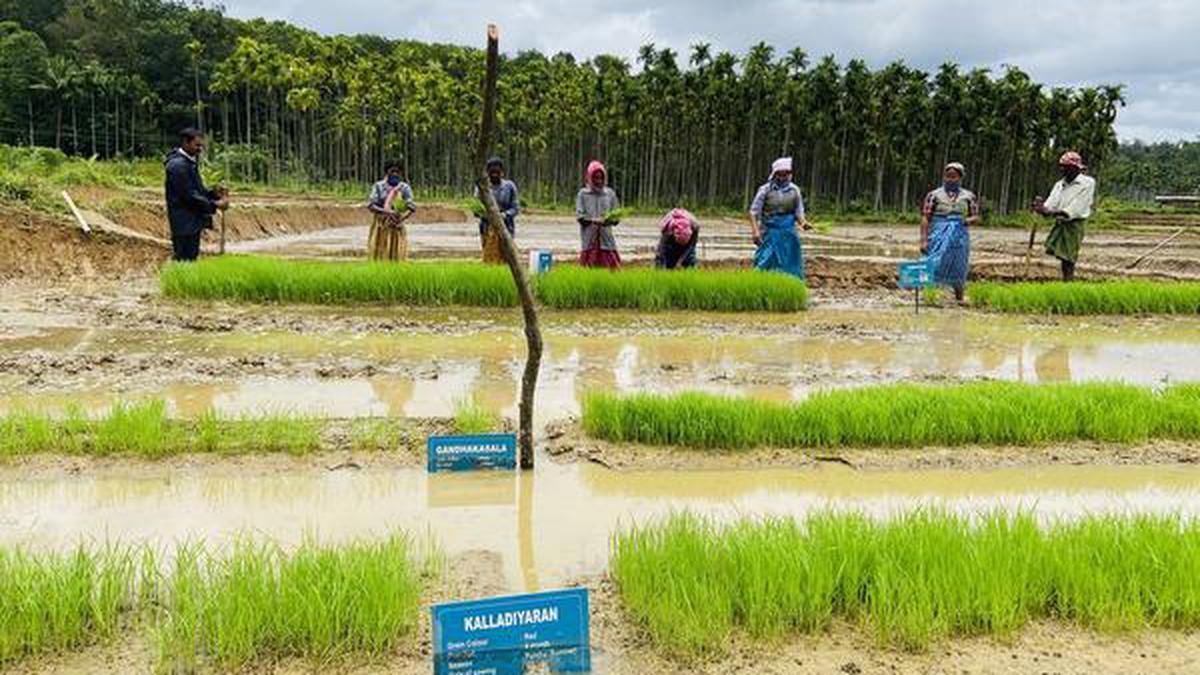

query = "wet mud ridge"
[545,421,1200,473]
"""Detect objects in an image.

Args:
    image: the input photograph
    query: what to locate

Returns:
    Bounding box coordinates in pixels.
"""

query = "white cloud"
[219,0,1200,142]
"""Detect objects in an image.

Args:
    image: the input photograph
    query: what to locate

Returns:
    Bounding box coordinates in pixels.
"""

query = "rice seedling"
[0,545,137,666]
[460,198,487,219]
[611,511,1200,658]
[153,535,431,670]
[582,381,1200,450]
[536,266,808,312]
[453,396,501,435]
[0,402,322,458]
[603,207,634,224]
[970,281,1200,315]
[160,256,808,312]
[160,256,520,307]
[0,533,435,670]
[349,417,407,452]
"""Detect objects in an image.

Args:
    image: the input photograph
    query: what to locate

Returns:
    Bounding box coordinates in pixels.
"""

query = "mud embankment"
[103,196,466,244]
[0,206,167,281]
[0,196,469,280]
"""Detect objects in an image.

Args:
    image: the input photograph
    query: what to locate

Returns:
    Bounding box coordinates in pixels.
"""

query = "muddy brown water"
[3,461,1199,595]
[3,309,1200,418]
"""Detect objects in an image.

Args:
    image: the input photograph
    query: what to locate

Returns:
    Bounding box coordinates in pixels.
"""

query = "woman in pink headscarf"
[574,161,622,269]
[655,208,701,269]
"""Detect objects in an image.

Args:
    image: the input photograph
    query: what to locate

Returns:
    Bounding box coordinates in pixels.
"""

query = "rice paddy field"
[5,213,1200,673]
[161,256,809,312]
[612,511,1200,657]
[0,534,434,670]
[971,280,1200,315]
[581,382,1200,450]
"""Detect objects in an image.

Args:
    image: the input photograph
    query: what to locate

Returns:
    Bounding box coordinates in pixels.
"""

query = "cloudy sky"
[219,0,1199,143]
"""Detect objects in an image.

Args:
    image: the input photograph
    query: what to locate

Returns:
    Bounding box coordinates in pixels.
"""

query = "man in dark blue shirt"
[164,128,229,261]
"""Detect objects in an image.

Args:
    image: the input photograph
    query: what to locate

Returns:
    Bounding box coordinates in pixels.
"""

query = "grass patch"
[154,535,434,671]
[971,281,1200,315]
[536,266,808,312]
[453,396,501,435]
[161,256,809,312]
[348,417,407,452]
[582,382,1200,450]
[611,511,1200,657]
[160,256,520,307]
[0,534,434,670]
[0,546,137,666]
[0,401,321,459]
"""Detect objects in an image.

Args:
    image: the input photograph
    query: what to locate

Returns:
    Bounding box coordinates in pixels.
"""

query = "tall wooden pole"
[474,24,542,469]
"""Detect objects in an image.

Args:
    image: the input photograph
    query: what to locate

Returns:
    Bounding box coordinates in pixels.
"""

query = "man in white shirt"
[1034,151,1096,281]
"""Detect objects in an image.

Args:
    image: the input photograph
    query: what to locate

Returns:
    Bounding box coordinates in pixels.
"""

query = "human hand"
[801,220,814,231]
[752,231,763,247]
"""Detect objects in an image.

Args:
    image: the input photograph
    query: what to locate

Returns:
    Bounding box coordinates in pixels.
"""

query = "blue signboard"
[528,250,554,275]
[432,589,590,674]
[898,258,933,290]
[427,433,517,473]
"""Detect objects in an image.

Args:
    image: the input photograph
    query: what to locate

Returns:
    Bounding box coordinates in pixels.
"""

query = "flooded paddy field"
[3,223,1200,674]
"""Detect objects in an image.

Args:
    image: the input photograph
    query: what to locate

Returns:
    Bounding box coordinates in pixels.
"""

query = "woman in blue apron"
[920,162,980,303]
[749,157,811,279]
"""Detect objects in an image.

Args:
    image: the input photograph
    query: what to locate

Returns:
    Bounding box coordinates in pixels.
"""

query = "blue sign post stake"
[898,258,934,315]
[427,433,518,473]
[432,588,591,674]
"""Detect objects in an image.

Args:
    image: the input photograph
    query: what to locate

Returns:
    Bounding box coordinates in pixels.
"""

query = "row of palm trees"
[4,9,1125,213]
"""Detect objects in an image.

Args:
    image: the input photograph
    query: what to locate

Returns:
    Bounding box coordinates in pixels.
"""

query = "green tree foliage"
[0,23,49,144]
[0,0,1130,213]
[1106,141,1200,199]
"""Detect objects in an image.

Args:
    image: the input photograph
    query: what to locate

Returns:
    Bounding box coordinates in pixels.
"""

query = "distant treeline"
[0,0,1136,212]
[1105,141,1200,201]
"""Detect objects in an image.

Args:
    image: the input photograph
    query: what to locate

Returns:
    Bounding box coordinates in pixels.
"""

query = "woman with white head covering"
[749,157,811,279]
[920,162,980,302]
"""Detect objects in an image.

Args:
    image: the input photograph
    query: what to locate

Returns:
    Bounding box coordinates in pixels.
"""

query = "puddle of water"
[4,312,1200,419]
[2,462,1198,594]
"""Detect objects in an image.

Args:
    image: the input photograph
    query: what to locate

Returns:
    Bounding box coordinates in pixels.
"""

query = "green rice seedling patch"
[153,535,432,670]
[971,281,1200,315]
[0,402,322,459]
[536,266,808,312]
[452,396,501,435]
[0,546,137,666]
[160,256,520,307]
[582,382,1200,450]
[0,534,434,670]
[160,256,807,312]
[611,511,1200,659]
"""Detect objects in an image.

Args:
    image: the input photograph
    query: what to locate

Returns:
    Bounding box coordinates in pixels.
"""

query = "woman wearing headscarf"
[920,162,980,302]
[575,161,622,269]
[655,208,701,269]
[749,157,810,278]
[475,157,520,264]
[366,159,417,261]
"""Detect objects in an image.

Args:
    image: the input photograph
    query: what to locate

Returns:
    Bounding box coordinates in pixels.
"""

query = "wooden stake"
[474,23,543,470]
[1127,227,1187,270]
[218,210,227,255]
[1023,221,1038,279]
[61,191,91,235]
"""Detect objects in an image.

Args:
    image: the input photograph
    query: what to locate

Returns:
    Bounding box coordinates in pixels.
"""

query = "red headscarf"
[1058,151,1086,170]
[586,161,607,189]
[661,208,695,245]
